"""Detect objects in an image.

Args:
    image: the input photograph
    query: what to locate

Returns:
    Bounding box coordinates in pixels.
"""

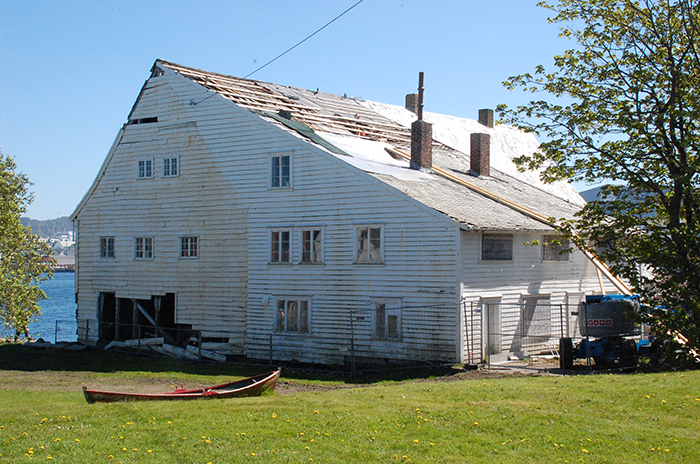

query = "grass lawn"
[0,344,698,463]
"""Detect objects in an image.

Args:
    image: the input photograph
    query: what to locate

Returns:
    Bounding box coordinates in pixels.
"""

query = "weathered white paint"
[73,63,623,366]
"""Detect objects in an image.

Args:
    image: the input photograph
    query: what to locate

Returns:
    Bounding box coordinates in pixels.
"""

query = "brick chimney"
[478,108,494,128]
[470,133,490,177]
[405,94,419,113]
[410,72,432,171]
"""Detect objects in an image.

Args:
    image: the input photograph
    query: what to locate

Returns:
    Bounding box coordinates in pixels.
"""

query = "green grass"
[0,345,698,463]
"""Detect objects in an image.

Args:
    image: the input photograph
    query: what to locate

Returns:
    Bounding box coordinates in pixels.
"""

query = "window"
[542,235,570,261]
[134,237,153,260]
[270,230,291,263]
[275,299,310,334]
[356,226,383,263]
[138,159,153,179]
[100,236,115,258]
[271,154,291,188]
[180,237,198,258]
[163,156,179,177]
[301,229,322,264]
[481,233,513,261]
[374,301,401,340]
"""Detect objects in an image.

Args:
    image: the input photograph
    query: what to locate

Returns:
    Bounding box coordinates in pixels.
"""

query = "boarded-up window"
[270,230,291,263]
[482,234,513,261]
[542,235,570,261]
[301,229,322,264]
[356,226,383,263]
[522,296,551,336]
[275,299,310,334]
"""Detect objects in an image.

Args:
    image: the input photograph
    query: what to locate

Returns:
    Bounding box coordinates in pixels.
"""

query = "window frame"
[133,237,153,260]
[274,298,311,334]
[542,235,570,262]
[270,229,292,264]
[179,236,199,259]
[481,233,513,261]
[163,155,179,178]
[100,236,115,259]
[355,225,384,264]
[373,299,401,341]
[300,228,323,264]
[137,158,154,179]
[270,153,292,189]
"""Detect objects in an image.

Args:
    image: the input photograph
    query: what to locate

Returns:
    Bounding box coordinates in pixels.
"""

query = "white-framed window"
[270,154,291,188]
[138,159,153,179]
[270,230,291,263]
[300,229,323,264]
[275,299,310,334]
[374,300,401,341]
[134,237,153,260]
[542,235,570,261]
[100,236,115,259]
[180,236,198,258]
[481,233,513,261]
[163,156,179,177]
[355,225,383,264]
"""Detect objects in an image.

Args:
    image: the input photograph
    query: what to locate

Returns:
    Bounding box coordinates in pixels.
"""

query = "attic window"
[128,117,159,125]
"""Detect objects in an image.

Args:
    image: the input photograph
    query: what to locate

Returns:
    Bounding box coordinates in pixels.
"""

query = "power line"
[244,0,365,79]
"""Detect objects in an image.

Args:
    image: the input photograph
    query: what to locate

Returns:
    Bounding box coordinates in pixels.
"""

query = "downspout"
[385,146,633,295]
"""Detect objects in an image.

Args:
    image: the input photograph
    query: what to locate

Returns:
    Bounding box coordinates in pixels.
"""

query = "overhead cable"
[244,0,365,79]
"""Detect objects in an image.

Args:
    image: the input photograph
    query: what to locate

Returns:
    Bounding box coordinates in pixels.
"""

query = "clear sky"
[1,0,577,220]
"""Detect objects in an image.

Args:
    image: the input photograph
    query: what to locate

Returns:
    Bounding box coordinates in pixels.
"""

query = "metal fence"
[463,300,570,369]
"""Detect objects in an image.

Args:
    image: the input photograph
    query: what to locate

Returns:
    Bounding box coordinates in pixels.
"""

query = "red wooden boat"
[83,370,280,404]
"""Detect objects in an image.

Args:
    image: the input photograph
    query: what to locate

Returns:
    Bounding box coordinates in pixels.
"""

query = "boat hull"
[83,370,280,403]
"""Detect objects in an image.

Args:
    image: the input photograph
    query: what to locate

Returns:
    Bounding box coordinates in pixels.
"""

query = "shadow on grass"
[0,343,464,385]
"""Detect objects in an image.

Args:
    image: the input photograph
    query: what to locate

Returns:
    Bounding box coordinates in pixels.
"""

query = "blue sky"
[1,1,576,220]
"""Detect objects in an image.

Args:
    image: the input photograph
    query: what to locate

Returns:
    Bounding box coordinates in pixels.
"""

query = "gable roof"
[105,60,586,231]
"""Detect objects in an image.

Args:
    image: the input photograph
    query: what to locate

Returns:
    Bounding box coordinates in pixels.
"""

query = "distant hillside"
[20,216,72,238]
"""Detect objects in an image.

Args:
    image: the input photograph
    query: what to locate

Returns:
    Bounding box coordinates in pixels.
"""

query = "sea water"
[27,272,78,342]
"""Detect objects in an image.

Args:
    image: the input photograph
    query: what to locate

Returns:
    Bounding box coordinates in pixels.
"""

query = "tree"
[0,150,54,341]
[499,0,700,358]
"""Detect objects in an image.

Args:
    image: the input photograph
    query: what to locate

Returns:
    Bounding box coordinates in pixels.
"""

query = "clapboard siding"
[458,229,621,362]
[74,67,461,364]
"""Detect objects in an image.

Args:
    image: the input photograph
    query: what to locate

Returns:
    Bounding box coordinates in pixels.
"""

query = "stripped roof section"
[159,60,424,148]
[155,60,582,230]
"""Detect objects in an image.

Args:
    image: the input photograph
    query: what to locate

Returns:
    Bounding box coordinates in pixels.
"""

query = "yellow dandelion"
[272,413,277,418]
[314,410,319,414]
[413,439,419,443]
[581,449,589,453]
[54,438,60,442]
[251,452,256,456]
[305,446,310,450]
[75,439,81,443]
[47,457,53,460]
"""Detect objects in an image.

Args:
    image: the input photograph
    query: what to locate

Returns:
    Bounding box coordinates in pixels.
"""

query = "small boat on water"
[83,370,280,404]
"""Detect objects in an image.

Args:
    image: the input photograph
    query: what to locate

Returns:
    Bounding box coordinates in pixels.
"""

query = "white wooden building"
[71,60,627,365]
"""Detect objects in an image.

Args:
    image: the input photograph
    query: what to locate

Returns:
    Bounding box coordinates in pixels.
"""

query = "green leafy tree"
[499,0,700,358]
[0,150,54,341]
